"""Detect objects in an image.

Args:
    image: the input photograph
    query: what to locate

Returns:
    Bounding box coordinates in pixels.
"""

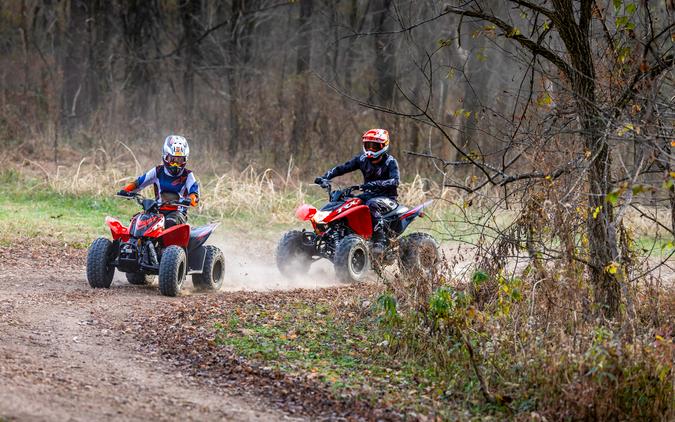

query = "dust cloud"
[110,232,345,291]
[209,233,343,292]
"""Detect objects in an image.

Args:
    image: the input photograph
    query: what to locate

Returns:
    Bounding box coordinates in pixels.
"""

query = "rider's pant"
[358,193,397,235]
[161,210,187,228]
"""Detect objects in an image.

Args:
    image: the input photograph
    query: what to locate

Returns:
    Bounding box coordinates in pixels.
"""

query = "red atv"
[276,183,439,282]
[86,194,224,296]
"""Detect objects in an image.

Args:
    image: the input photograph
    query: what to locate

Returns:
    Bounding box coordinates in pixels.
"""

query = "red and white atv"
[86,194,224,296]
[276,183,439,282]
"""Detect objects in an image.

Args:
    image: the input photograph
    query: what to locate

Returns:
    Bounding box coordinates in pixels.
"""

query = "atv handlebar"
[115,193,194,208]
[314,179,363,201]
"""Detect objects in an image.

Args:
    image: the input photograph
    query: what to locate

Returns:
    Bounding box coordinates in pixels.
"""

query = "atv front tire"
[86,237,115,289]
[334,234,370,283]
[192,245,225,291]
[276,230,313,278]
[125,272,153,285]
[158,245,186,297]
[399,232,440,275]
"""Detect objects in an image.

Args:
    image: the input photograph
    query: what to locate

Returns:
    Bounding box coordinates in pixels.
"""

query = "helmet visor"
[363,141,384,152]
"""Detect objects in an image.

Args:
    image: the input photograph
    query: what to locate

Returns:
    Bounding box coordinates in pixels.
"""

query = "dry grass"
[8,145,461,228]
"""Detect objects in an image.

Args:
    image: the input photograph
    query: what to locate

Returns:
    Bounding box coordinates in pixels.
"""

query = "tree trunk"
[225,0,244,156]
[554,0,621,318]
[290,0,313,160]
[371,0,394,105]
[122,0,159,122]
[60,0,89,133]
[180,0,202,121]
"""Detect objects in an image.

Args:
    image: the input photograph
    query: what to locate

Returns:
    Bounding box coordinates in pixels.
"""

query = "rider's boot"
[371,220,386,257]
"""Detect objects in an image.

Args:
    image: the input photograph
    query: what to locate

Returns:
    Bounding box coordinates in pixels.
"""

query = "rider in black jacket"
[315,128,399,254]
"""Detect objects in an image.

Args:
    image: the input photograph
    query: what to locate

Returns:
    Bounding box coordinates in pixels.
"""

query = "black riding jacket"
[322,153,400,198]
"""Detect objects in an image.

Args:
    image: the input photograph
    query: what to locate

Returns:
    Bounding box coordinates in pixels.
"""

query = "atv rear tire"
[276,230,313,278]
[125,272,153,285]
[399,232,440,275]
[158,245,186,297]
[192,245,225,291]
[86,237,115,289]
[334,234,370,283]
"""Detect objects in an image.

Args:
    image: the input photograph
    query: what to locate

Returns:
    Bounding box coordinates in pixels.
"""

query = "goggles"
[363,141,384,152]
[166,155,186,167]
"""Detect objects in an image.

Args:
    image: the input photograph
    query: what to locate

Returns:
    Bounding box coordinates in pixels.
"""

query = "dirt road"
[0,242,298,421]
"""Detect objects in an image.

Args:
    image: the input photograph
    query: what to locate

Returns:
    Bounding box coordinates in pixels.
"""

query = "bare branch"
[443,5,574,79]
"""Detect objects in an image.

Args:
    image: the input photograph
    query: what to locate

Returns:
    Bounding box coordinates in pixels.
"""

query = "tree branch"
[443,5,574,79]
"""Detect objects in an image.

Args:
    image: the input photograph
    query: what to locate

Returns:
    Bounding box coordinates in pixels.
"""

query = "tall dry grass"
[8,146,456,228]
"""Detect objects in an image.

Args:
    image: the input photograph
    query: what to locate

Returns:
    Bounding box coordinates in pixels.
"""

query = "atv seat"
[382,204,410,220]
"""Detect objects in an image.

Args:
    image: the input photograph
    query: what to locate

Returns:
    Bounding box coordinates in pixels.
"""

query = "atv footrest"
[187,245,207,274]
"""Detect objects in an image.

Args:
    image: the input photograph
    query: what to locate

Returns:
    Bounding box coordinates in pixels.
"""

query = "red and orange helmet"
[361,128,389,159]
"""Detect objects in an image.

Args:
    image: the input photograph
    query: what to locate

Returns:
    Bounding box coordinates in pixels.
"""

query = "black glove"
[314,177,329,188]
[178,198,192,206]
[360,182,373,191]
[117,190,133,197]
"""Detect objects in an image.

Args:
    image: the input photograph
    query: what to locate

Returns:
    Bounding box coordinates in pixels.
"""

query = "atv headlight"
[312,210,331,223]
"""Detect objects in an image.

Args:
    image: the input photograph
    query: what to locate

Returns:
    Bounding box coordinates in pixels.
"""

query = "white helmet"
[162,135,189,176]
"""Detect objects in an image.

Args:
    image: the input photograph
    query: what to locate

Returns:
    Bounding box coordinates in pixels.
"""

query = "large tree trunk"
[555,0,621,318]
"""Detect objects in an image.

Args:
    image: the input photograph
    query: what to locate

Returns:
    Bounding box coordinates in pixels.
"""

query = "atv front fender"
[105,217,130,242]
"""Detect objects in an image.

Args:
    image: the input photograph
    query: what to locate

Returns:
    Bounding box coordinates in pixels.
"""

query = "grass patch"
[213,296,478,418]
[209,284,673,420]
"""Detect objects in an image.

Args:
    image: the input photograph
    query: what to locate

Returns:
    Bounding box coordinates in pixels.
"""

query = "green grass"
[213,300,471,417]
[0,171,211,247]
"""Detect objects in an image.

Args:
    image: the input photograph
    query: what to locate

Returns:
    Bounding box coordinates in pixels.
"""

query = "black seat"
[382,204,410,220]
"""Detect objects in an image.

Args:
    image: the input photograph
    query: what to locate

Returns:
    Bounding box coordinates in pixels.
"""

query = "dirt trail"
[0,243,301,422]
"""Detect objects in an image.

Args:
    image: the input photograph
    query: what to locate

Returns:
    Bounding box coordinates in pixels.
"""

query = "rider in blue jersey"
[119,135,200,228]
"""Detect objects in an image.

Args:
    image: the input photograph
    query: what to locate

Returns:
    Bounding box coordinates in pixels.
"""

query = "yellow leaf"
[617,123,635,136]
[605,262,619,274]
[655,335,665,342]
[670,172,675,178]
[592,206,603,219]
[671,140,675,147]
[537,92,553,107]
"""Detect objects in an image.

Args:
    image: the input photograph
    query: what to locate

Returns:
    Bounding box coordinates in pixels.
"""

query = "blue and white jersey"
[133,166,200,200]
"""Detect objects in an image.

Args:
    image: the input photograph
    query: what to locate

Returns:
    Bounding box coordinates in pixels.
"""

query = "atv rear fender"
[157,224,190,248]
[105,216,130,242]
[188,223,220,252]
[399,200,433,232]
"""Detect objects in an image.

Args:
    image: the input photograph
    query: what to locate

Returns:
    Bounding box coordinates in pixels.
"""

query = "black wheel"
[276,230,313,278]
[125,272,153,285]
[334,234,371,283]
[86,237,115,289]
[399,232,440,275]
[158,245,186,297]
[192,245,225,291]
